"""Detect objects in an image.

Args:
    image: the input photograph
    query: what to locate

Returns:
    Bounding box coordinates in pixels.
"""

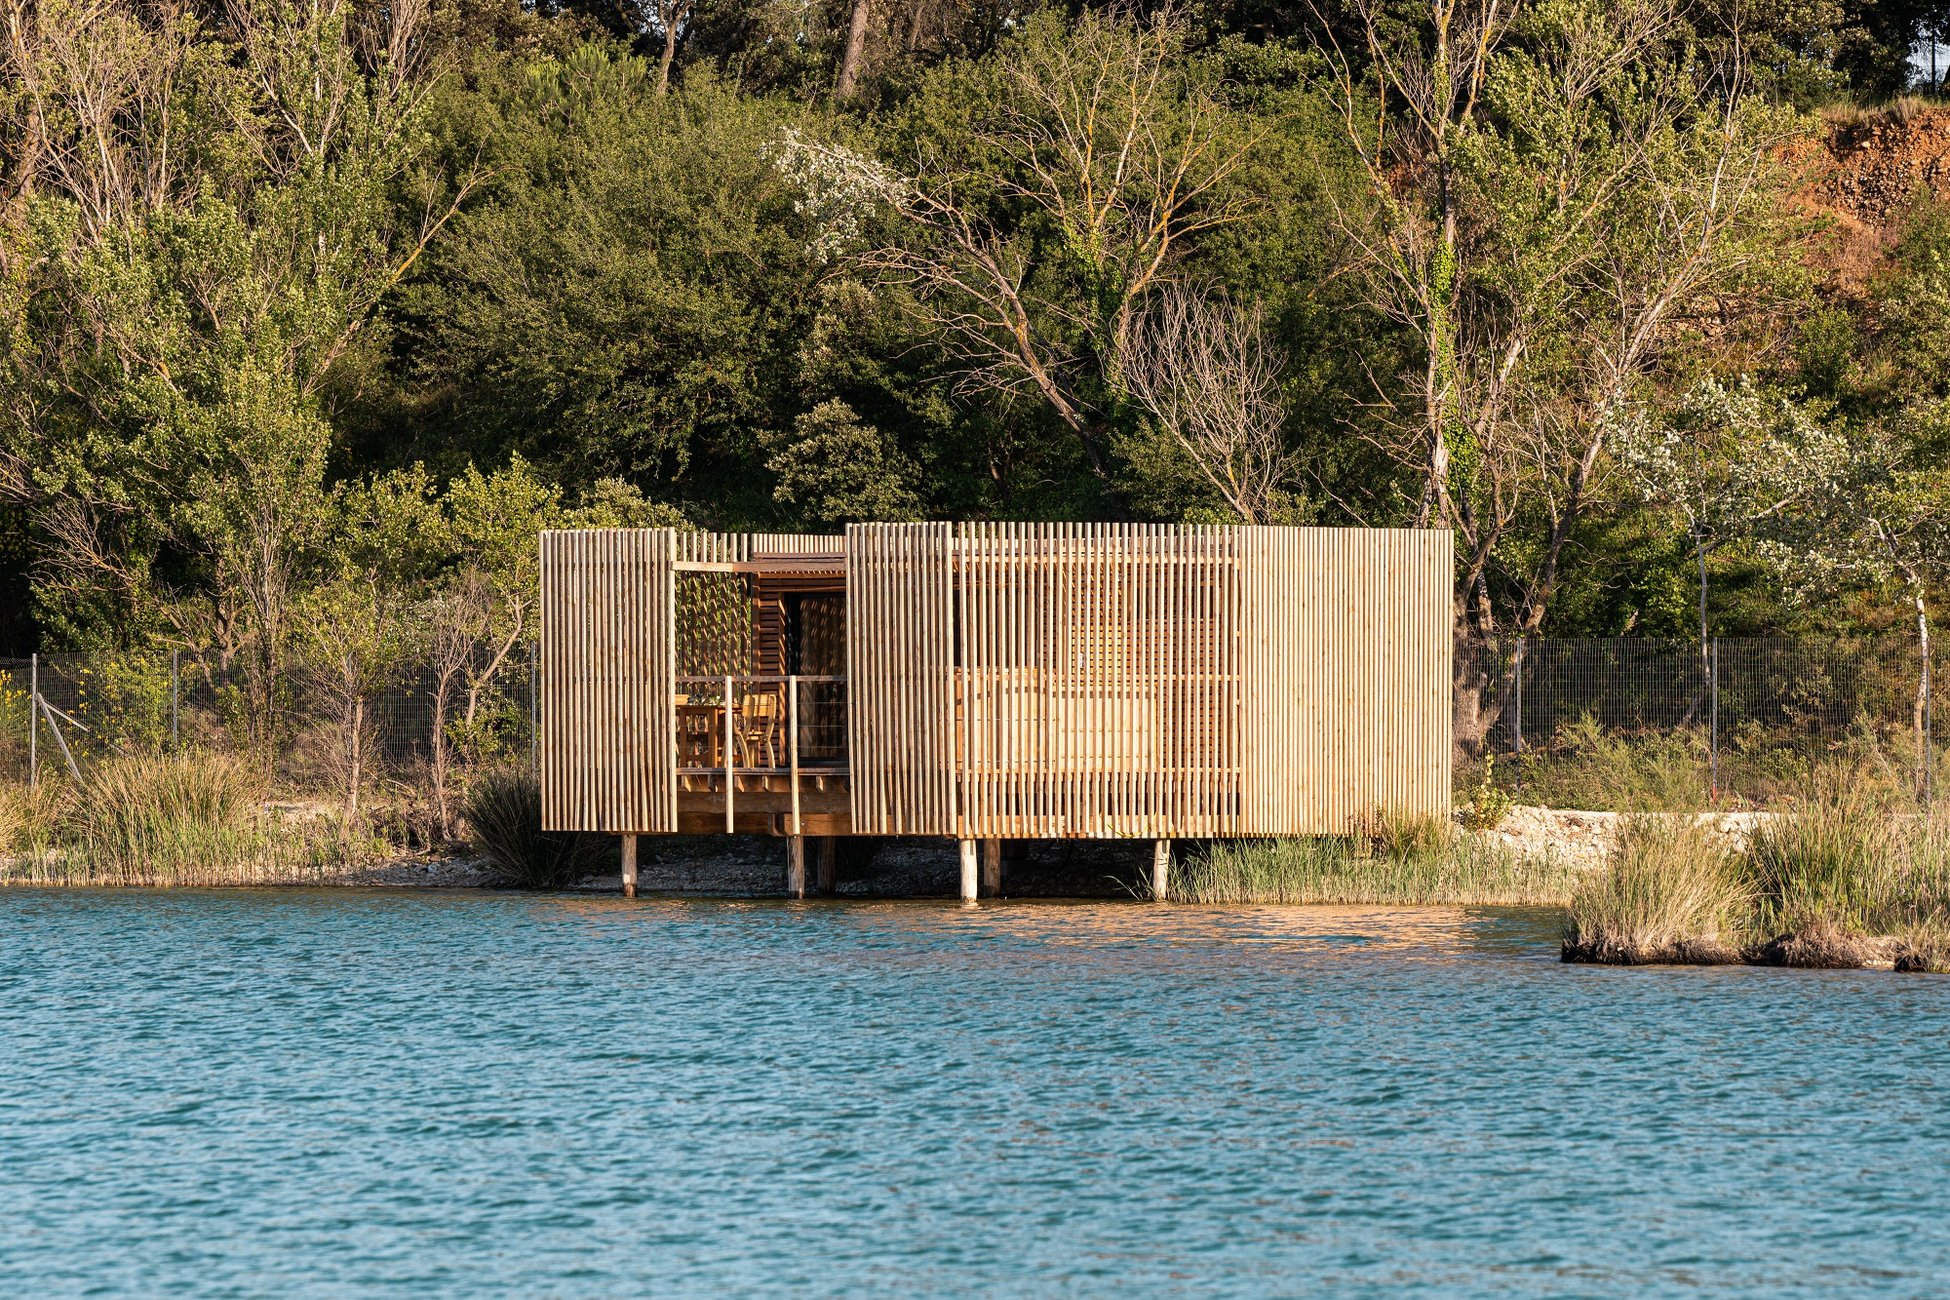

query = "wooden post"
[981,838,1002,897]
[959,839,978,902]
[621,834,638,899]
[786,835,806,899]
[1151,839,1170,902]
[723,674,735,835]
[788,674,801,836]
[816,836,837,894]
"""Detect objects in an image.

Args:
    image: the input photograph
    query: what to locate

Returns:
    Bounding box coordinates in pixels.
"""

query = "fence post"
[1926,641,1935,808]
[528,640,539,779]
[1510,636,1525,756]
[1709,637,1720,804]
[27,652,36,788]
[170,649,180,752]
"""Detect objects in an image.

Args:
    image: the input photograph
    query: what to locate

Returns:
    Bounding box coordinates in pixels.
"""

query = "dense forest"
[8,0,1950,669]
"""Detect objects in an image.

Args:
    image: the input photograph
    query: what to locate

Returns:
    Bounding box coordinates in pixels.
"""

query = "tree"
[1317,0,1801,636]
[0,0,470,699]
[777,7,1264,507]
[1613,378,1831,684]
[1755,422,1945,800]
[1121,284,1298,524]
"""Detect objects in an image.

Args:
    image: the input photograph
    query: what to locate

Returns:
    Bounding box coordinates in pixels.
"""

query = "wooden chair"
[735,690,782,769]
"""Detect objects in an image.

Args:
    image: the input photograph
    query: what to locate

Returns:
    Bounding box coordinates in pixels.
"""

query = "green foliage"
[1461,754,1514,830]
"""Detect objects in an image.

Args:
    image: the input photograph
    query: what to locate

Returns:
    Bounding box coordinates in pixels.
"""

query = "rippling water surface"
[3,890,1947,1296]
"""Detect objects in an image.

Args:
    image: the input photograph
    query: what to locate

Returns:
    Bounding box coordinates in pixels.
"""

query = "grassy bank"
[1563,769,1950,969]
[1169,813,1575,906]
[0,753,351,886]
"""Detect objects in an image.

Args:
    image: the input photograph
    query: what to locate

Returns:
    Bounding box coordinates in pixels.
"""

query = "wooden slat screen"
[952,523,1245,838]
[539,528,676,833]
[1241,528,1451,834]
[846,522,958,834]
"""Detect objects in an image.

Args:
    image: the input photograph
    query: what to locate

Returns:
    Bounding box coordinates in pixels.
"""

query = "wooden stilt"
[621,834,638,899]
[959,839,978,902]
[981,838,1002,897]
[787,835,806,899]
[816,836,837,894]
[1151,839,1169,902]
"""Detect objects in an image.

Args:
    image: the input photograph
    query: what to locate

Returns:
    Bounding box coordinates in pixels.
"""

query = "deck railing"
[675,675,848,833]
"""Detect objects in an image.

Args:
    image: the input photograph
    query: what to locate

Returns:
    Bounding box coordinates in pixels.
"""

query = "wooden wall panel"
[846,522,957,834]
[540,528,676,833]
[1241,528,1451,834]
[951,523,1245,839]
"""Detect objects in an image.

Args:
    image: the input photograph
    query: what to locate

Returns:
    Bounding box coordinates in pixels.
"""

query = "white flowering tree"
[1613,378,1837,672]
[1753,424,1950,799]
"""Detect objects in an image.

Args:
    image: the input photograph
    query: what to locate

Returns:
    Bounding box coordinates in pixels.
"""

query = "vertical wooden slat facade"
[540,528,676,833]
[845,522,958,834]
[541,523,1450,838]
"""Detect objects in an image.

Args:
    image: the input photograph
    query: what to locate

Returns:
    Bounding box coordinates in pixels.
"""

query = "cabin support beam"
[1151,839,1170,902]
[981,839,1002,897]
[621,834,638,899]
[786,835,807,899]
[816,836,837,894]
[958,839,978,902]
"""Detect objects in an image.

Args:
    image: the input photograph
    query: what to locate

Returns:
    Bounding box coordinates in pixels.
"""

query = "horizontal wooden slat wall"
[1241,528,1451,834]
[539,528,676,834]
[953,523,1244,838]
[846,522,958,834]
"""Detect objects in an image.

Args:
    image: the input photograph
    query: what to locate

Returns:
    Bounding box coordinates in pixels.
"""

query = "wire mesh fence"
[3,636,1940,807]
[0,648,541,792]
[1457,636,1940,803]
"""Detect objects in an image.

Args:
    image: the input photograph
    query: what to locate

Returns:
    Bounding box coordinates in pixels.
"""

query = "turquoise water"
[2,892,1946,1296]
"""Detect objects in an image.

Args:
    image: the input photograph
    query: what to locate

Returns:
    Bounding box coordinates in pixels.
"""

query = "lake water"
[2,891,1947,1296]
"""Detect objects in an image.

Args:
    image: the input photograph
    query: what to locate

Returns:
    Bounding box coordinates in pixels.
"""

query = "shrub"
[64,752,271,885]
[1563,818,1747,964]
[464,768,612,889]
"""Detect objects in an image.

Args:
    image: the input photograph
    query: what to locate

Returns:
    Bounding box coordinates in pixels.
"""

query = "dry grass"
[1562,818,1748,964]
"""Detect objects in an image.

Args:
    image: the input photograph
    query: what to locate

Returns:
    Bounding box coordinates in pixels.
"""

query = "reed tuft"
[1562,818,1746,964]
[464,768,612,889]
[61,752,281,885]
[1172,814,1571,906]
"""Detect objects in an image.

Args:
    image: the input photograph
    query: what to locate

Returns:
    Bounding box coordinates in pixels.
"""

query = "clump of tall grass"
[1563,818,1747,964]
[60,752,286,885]
[1565,763,1950,967]
[0,780,68,867]
[1171,810,1573,905]
[464,768,612,889]
[1745,769,1892,939]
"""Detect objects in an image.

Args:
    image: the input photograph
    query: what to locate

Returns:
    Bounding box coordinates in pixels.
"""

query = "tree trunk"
[835,0,870,99]
[345,693,364,829]
[656,14,680,95]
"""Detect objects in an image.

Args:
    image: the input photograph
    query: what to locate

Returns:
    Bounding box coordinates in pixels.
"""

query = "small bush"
[64,752,272,885]
[464,768,612,889]
[1563,818,1747,964]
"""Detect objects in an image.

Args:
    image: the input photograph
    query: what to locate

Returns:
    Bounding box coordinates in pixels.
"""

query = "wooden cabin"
[539,523,1452,898]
